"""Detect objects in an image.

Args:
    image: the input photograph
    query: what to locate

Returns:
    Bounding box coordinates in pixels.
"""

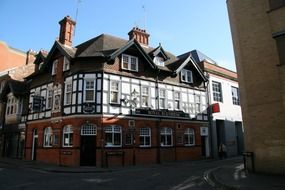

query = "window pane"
[85,90,94,101]
[114,133,121,145]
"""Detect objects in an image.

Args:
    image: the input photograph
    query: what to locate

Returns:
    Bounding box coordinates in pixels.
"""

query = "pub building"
[25,16,210,167]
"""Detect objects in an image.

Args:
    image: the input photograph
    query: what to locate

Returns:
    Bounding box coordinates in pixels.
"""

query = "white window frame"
[195,95,201,114]
[160,127,173,147]
[121,54,138,72]
[6,94,18,116]
[65,82,72,105]
[174,91,181,110]
[104,125,122,147]
[159,89,166,109]
[154,56,165,67]
[184,128,195,146]
[43,127,53,147]
[81,124,97,136]
[63,57,70,71]
[141,86,149,107]
[231,86,240,105]
[63,125,73,147]
[110,80,120,104]
[181,69,193,83]
[212,81,223,102]
[139,127,151,147]
[46,89,53,109]
[84,79,95,102]
[52,59,58,75]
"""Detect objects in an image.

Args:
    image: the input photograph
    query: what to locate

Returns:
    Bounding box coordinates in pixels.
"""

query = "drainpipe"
[205,74,214,159]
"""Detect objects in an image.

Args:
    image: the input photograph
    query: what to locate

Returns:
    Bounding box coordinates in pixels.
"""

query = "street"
[0,158,242,190]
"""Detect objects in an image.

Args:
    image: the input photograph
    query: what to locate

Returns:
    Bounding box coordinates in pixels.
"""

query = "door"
[80,136,96,166]
[80,124,97,166]
[31,129,38,161]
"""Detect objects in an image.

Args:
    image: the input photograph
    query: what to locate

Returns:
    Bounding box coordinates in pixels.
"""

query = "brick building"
[24,16,210,167]
[227,0,285,174]
[0,43,36,159]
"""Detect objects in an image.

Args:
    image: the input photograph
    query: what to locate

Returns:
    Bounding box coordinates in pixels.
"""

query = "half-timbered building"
[25,16,209,167]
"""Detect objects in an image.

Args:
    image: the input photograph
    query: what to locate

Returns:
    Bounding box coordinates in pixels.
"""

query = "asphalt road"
[0,158,241,190]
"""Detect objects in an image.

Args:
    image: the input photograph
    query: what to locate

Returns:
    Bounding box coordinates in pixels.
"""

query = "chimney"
[26,49,37,65]
[58,16,76,46]
[128,27,150,46]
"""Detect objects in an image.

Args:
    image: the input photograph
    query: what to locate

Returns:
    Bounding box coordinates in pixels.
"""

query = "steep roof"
[75,34,128,57]
[190,49,217,64]
[0,79,28,101]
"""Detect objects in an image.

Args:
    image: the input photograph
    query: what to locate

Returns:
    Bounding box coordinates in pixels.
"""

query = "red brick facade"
[25,117,205,167]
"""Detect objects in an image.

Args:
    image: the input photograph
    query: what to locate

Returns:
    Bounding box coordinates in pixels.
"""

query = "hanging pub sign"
[134,108,190,118]
[32,95,44,112]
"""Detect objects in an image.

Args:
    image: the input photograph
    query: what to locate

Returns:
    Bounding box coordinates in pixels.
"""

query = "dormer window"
[121,54,138,72]
[181,69,193,83]
[52,60,58,75]
[63,57,70,71]
[154,56,165,67]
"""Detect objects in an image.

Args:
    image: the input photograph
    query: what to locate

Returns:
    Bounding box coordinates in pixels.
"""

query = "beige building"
[227,0,285,174]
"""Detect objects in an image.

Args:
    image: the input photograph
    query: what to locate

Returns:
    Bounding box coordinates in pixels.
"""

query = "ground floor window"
[184,128,195,146]
[160,127,173,147]
[105,125,122,147]
[63,125,73,147]
[43,127,53,147]
[139,127,151,147]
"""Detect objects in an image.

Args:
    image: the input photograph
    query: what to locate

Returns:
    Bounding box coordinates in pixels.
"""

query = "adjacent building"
[24,16,210,167]
[191,50,243,158]
[0,42,36,158]
[227,0,285,174]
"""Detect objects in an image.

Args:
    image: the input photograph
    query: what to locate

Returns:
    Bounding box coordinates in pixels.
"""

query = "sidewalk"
[0,157,113,173]
[206,163,285,190]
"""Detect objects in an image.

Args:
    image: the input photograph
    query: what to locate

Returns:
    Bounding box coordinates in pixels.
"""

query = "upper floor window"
[32,95,44,113]
[63,57,70,71]
[160,127,173,147]
[174,91,181,110]
[105,125,122,147]
[195,95,201,113]
[184,128,195,146]
[110,81,120,104]
[121,54,138,72]
[159,89,166,109]
[154,56,165,67]
[46,89,53,109]
[65,82,72,105]
[181,69,193,83]
[231,86,240,105]
[43,127,53,147]
[84,80,95,102]
[212,81,223,102]
[140,127,151,147]
[6,94,19,115]
[52,59,58,75]
[63,125,73,147]
[141,86,149,107]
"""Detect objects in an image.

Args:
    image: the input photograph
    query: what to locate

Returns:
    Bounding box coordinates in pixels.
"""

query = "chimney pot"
[128,27,150,46]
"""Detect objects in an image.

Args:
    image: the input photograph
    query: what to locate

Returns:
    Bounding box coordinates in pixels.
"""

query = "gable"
[109,39,156,70]
[175,53,207,82]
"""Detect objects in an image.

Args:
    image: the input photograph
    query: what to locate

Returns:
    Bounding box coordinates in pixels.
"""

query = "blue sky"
[0,0,236,71]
